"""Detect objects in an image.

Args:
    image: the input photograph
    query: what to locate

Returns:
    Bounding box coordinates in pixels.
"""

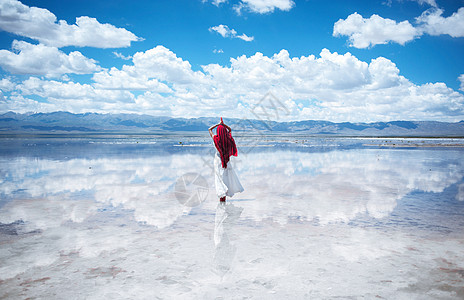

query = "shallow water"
[1,136,463,299]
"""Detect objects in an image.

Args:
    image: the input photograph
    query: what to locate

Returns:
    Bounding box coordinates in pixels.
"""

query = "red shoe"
[220,196,226,202]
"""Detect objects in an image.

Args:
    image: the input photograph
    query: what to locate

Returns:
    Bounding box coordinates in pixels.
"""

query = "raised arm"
[209,123,220,138]
[209,118,232,138]
[219,117,232,133]
[222,123,232,133]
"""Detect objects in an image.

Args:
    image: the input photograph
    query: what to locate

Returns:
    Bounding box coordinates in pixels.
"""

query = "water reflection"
[1,137,463,298]
[239,149,464,226]
[1,140,463,230]
[213,202,243,278]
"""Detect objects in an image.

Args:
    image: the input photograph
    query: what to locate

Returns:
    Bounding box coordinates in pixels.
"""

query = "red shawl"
[213,124,238,168]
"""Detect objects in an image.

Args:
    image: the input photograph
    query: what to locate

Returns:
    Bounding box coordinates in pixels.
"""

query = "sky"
[0,0,463,122]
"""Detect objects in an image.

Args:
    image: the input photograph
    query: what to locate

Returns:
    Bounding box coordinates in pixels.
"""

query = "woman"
[209,118,244,202]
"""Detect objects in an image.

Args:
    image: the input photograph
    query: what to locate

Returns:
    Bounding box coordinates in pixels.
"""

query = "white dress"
[214,150,244,198]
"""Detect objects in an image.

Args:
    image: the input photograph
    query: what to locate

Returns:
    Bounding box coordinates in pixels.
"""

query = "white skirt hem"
[214,153,244,198]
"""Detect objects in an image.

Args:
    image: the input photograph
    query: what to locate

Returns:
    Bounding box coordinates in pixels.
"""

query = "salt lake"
[0,135,463,299]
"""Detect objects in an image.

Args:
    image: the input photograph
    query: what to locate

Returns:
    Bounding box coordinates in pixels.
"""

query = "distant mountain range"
[1,112,463,137]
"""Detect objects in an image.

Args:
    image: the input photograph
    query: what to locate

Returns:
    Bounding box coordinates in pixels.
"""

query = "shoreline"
[0,132,464,139]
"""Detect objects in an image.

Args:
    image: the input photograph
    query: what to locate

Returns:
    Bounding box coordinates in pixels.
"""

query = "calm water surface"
[1,136,463,299]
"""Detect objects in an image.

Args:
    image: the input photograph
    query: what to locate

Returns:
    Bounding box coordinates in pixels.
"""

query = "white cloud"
[234,0,295,14]
[209,24,237,38]
[0,77,16,92]
[11,77,139,115]
[203,0,228,6]
[459,74,464,92]
[19,77,96,100]
[113,52,133,60]
[2,46,464,122]
[393,0,438,7]
[209,24,254,42]
[129,45,207,84]
[0,94,56,113]
[415,0,437,7]
[334,7,464,48]
[0,0,140,48]
[0,40,101,77]
[213,49,224,54]
[236,33,255,42]
[203,0,295,14]
[92,67,172,92]
[383,1,437,8]
[416,8,464,37]
[367,57,401,89]
[333,12,419,48]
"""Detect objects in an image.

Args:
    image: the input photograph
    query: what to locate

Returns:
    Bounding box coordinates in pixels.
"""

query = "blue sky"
[0,0,463,122]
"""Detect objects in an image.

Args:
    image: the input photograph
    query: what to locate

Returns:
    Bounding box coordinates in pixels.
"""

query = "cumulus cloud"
[0,40,101,77]
[129,45,207,85]
[0,94,55,113]
[416,8,464,37]
[234,0,295,14]
[11,77,140,116]
[334,7,464,48]
[0,0,140,48]
[333,12,419,48]
[92,67,172,92]
[209,24,254,41]
[19,77,96,100]
[3,46,463,122]
[0,77,16,92]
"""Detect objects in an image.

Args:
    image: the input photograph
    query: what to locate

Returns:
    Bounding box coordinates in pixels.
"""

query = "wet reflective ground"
[1,135,463,299]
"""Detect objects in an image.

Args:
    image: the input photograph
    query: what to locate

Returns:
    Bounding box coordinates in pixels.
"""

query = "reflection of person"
[213,202,243,278]
[209,118,244,202]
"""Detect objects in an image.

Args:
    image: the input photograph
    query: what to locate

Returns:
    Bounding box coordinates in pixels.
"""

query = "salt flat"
[0,136,463,299]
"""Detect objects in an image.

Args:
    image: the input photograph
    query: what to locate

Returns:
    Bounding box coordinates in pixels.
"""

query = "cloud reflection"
[1,148,463,230]
[0,142,463,283]
[237,149,464,224]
